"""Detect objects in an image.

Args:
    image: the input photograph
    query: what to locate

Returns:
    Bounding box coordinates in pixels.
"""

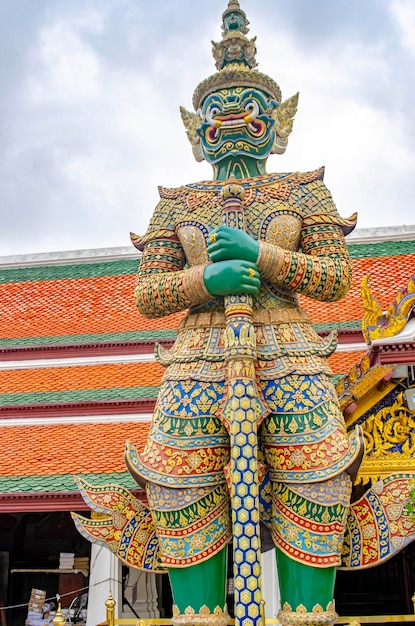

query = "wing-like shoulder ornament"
[71,477,165,573]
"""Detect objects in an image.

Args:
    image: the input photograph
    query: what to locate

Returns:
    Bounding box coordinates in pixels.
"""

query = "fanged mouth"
[205,99,266,142]
[206,115,265,141]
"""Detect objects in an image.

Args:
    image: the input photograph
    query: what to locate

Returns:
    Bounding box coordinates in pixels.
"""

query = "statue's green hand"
[207,225,259,263]
[203,260,260,296]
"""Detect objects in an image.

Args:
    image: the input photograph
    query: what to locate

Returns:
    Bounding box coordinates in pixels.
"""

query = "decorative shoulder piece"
[131,196,183,250]
[288,166,325,185]
[71,477,165,572]
[130,228,178,251]
[294,172,357,235]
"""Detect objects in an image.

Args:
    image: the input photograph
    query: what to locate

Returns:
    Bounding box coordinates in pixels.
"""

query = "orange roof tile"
[0,352,360,397]
[0,421,150,476]
[300,255,415,325]
[1,275,184,339]
[0,362,164,394]
[327,350,368,375]
[2,252,413,342]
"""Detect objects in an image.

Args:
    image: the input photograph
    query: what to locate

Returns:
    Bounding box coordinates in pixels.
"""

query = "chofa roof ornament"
[192,0,282,110]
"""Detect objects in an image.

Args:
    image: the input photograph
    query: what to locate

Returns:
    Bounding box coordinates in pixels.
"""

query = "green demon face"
[198,86,279,165]
[223,11,247,33]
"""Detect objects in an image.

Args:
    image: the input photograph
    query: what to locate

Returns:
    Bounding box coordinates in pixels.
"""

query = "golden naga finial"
[361,276,383,344]
[361,275,415,344]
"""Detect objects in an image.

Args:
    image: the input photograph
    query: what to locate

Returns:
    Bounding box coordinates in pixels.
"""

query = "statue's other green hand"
[207,226,259,263]
[203,260,260,297]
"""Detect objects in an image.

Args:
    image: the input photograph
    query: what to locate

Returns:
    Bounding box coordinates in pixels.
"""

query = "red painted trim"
[0,339,174,361]
[0,331,363,361]
[338,329,365,344]
[0,490,144,512]
[0,398,156,418]
[377,343,415,364]
[318,329,364,344]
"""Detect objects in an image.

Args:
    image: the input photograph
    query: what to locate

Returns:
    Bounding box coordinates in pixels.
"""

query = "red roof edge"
[376,342,415,364]
[0,490,144,513]
[0,331,363,361]
[0,398,156,418]
[0,339,175,361]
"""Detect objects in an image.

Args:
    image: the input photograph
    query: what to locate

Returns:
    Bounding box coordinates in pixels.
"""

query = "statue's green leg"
[276,548,335,610]
[168,546,228,614]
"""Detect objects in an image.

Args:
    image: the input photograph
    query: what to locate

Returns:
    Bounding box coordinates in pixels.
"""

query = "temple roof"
[0,420,150,511]
[1,225,414,509]
[1,237,414,351]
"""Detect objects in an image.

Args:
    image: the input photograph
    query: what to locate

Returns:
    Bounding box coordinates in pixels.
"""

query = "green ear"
[271,92,299,155]
[180,106,204,162]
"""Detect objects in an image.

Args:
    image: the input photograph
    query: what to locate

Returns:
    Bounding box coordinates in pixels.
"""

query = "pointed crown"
[192,1,282,110]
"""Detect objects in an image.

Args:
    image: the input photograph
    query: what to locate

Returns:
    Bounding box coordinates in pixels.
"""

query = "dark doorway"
[335,543,415,616]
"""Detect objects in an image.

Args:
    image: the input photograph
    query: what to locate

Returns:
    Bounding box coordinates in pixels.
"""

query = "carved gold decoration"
[361,275,415,343]
[335,350,394,417]
[172,605,230,626]
[277,601,338,626]
[355,391,415,484]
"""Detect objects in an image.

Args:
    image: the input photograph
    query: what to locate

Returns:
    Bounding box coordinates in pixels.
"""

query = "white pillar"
[122,568,160,619]
[261,548,280,618]
[86,545,122,626]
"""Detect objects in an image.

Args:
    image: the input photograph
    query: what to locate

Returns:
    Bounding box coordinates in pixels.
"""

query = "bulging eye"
[244,100,259,117]
[206,105,222,125]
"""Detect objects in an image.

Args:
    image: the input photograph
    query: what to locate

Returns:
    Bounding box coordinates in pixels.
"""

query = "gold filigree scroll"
[361,275,415,344]
[357,390,415,484]
[363,391,415,457]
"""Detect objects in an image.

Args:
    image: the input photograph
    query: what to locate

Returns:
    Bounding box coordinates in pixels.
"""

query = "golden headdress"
[192,0,282,110]
[182,1,298,160]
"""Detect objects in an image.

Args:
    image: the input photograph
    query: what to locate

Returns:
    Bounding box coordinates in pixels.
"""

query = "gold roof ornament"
[361,275,415,344]
[192,0,282,110]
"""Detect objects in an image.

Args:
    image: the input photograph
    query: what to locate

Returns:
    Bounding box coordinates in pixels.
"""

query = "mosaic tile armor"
[127,167,363,569]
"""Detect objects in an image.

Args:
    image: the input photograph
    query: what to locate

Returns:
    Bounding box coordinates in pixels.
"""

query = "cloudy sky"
[1,0,414,256]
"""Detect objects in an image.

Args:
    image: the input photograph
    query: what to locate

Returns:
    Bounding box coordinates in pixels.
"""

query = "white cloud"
[255,13,415,227]
[27,9,105,103]
[0,0,414,255]
[391,0,415,56]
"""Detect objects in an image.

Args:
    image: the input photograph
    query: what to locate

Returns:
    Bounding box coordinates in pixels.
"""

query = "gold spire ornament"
[181,0,298,164]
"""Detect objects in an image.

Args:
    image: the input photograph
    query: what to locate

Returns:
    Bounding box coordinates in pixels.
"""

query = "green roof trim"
[312,320,362,332]
[0,259,139,284]
[1,239,413,285]
[2,324,360,350]
[0,329,177,349]
[347,239,415,259]
[0,386,160,406]
[0,471,137,493]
